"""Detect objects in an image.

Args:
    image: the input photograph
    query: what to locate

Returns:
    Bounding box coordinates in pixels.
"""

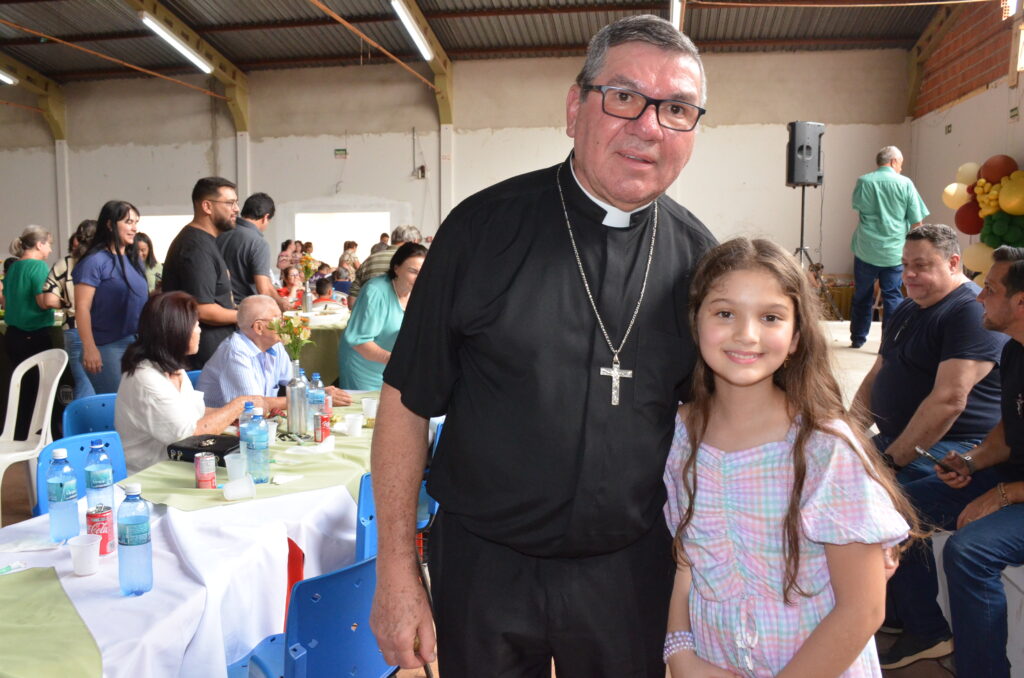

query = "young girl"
[663,238,917,677]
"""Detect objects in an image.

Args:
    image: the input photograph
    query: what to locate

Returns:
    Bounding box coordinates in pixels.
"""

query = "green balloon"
[983,232,1003,248]
[1008,225,1024,244]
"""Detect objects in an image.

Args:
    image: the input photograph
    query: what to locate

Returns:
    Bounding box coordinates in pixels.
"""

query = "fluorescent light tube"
[139,11,213,74]
[669,0,682,29]
[391,0,433,62]
[0,69,18,86]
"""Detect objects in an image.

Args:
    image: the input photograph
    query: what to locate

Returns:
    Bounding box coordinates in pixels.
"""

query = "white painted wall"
[911,77,1024,251]
[0,48,917,272]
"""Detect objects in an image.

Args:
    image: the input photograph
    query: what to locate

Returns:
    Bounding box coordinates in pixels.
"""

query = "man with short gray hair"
[347,224,422,304]
[850,145,929,348]
[853,224,1006,484]
[371,14,715,678]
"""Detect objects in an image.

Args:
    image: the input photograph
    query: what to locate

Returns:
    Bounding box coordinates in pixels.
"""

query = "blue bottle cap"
[90,439,103,447]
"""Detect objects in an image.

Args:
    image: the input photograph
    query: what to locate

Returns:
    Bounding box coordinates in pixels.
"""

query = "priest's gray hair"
[390,225,422,244]
[576,15,707,107]
[877,146,902,166]
[238,295,279,330]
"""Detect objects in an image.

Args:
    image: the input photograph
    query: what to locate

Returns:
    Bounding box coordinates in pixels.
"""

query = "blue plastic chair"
[355,473,437,563]
[34,432,128,516]
[227,557,395,678]
[62,393,117,437]
[186,370,201,388]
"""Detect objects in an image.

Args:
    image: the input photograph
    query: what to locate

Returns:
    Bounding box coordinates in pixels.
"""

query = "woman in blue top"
[338,242,427,391]
[73,200,149,394]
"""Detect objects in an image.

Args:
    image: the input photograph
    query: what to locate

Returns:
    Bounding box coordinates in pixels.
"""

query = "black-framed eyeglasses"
[581,84,705,132]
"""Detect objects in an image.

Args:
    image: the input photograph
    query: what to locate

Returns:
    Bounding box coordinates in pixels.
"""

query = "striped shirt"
[348,244,399,301]
[197,331,292,407]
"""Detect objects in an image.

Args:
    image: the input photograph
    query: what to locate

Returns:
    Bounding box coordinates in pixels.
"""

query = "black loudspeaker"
[786,121,825,187]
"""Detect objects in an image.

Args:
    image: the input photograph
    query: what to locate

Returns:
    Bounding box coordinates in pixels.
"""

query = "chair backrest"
[186,370,201,388]
[34,431,128,515]
[0,348,69,447]
[355,472,437,562]
[62,393,117,437]
[271,557,394,678]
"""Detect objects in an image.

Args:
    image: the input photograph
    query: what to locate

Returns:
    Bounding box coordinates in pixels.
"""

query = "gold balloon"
[962,242,995,274]
[942,182,971,210]
[1000,178,1024,215]
[956,162,981,185]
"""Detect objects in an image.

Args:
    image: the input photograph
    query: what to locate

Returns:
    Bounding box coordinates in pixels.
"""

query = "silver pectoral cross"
[599,356,633,406]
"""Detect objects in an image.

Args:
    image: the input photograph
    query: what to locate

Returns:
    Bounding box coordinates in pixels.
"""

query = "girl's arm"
[776,542,886,678]
[666,562,736,678]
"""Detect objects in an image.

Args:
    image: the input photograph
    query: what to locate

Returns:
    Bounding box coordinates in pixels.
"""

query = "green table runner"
[0,567,102,678]
[123,396,376,512]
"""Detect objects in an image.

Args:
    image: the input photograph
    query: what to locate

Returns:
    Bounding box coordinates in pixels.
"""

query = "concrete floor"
[1,321,954,676]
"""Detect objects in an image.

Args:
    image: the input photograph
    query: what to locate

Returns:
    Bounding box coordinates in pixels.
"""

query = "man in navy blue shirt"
[852,224,1006,485]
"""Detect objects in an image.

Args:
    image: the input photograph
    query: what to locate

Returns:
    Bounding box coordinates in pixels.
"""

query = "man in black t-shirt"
[370,15,715,678]
[852,224,1006,486]
[162,177,239,368]
[879,245,1024,673]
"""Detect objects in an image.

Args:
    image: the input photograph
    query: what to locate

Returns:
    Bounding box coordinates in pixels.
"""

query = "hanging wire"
[0,17,228,101]
[0,99,45,114]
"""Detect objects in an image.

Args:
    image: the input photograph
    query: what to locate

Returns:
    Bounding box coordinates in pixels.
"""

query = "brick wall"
[913,2,1013,118]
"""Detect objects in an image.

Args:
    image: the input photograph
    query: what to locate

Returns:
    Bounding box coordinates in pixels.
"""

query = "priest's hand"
[371,560,436,669]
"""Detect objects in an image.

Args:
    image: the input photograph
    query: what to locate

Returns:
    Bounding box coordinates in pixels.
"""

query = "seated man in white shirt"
[198,294,352,408]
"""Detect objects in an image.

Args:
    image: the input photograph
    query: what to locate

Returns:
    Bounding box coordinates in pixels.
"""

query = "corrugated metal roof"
[0,0,940,80]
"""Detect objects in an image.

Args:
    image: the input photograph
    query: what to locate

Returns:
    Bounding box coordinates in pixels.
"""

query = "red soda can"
[314,413,326,443]
[86,506,114,555]
[195,452,217,489]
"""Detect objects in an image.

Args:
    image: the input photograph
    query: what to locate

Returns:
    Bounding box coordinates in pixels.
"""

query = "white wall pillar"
[439,123,454,226]
[236,131,250,198]
[54,139,71,257]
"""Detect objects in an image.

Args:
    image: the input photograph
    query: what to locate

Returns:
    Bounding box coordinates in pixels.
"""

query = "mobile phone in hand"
[914,446,958,474]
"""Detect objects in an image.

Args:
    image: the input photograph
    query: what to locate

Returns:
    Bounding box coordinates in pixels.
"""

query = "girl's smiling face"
[697,267,799,390]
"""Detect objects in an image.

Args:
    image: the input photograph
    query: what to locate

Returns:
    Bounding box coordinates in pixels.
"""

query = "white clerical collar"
[569,160,652,228]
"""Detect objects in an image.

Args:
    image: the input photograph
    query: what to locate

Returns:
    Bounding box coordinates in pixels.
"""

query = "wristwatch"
[961,451,976,475]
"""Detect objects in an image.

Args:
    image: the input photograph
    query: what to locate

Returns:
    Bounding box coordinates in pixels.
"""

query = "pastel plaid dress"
[664,416,909,677]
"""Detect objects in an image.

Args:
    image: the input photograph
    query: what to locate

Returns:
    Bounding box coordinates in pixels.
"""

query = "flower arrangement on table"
[300,255,318,284]
[269,314,315,360]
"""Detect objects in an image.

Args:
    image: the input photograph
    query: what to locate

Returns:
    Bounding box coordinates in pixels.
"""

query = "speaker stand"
[793,185,842,321]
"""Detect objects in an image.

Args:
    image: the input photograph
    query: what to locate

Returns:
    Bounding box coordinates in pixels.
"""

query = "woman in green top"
[4,225,62,439]
[338,242,427,391]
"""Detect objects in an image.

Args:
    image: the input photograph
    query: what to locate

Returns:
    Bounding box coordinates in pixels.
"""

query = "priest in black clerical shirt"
[370,15,717,678]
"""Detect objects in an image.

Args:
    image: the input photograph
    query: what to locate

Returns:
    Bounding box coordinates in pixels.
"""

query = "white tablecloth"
[0,480,358,677]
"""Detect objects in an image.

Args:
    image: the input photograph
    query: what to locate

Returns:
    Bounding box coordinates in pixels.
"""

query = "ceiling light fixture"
[390,0,433,62]
[669,0,682,30]
[0,68,18,86]
[139,11,213,74]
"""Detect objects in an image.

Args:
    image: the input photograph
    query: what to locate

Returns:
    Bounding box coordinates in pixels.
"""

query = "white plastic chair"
[0,348,68,523]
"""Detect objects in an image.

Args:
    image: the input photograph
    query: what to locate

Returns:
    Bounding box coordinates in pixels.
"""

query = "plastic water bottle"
[118,483,152,596]
[84,439,115,555]
[244,411,270,484]
[47,449,80,543]
[307,373,326,431]
[238,401,255,457]
[286,360,308,436]
[84,439,114,511]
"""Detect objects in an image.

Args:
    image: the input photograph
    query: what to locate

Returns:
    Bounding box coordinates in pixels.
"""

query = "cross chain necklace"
[556,163,657,406]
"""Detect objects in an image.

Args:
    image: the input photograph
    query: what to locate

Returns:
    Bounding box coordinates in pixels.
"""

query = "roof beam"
[0,51,65,138]
[119,0,250,130]
[391,0,453,123]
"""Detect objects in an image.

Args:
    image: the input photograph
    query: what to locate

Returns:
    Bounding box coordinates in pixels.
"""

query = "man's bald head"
[238,295,281,342]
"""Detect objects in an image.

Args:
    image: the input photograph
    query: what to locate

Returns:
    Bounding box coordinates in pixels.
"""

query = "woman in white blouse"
[114,291,265,473]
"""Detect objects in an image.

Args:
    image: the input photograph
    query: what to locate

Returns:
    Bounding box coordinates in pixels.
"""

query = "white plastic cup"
[224,453,247,482]
[345,414,364,437]
[266,421,279,442]
[68,534,101,576]
[361,398,378,419]
[223,475,256,501]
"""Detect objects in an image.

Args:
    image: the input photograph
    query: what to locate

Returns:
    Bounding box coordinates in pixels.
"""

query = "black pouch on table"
[167,435,240,467]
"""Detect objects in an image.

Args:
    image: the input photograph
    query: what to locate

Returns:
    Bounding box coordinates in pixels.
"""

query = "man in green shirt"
[850,145,929,348]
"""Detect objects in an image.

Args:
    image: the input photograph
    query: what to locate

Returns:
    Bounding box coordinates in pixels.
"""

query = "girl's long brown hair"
[675,237,920,604]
